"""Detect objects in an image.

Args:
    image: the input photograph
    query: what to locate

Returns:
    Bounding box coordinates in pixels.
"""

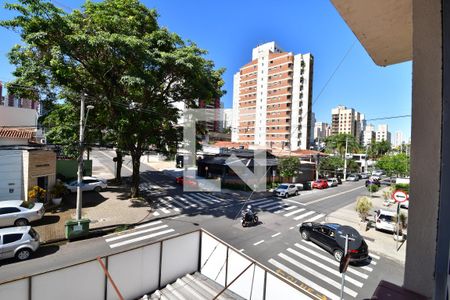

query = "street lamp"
[76,95,94,221]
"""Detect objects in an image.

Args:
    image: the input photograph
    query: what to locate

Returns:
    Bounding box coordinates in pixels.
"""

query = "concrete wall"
[0,150,23,201]
[403,0,442,297]
[0,106,38,127]
[25,150,56,201]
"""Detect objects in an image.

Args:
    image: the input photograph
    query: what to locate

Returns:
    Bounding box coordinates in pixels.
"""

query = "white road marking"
[284,208,305,217]
[274,205,297,213]
[106,225,169,242]
[286,199,306,206]
[370,260,377,265]
[153,211,160,216]
[304,186,365,206]
[370,253,381,260]
[293,211,315,221]
[278,253,358,298]
[165,196,190,209]
[109,229,176,248]
[361,265,374,272]
[239,249,245,252]
[302,213,326,223]
[135,220,163,229]
[176,196,198,207]
[188,193,215,204]
[287,248,363,288]
[249,198,276,206]
[269,259,340,300]
[294,243,368,279]
[160,207,171,214]
[258,202,283,209]
[289,227,294,230]
[182,195,207,207]
[253,240,265,246]
[271,232,281,237]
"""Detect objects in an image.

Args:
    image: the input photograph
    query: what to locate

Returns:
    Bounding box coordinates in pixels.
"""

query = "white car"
[372,170,385,177]
[327,178,339,187]
[0,200,45,227]
[375,209,396,232]
[274,184,298,198]
[64,176,107,193]
[0,226,40,261]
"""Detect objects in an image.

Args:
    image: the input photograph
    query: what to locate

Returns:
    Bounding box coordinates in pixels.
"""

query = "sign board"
[392,190,408,203]
[335,226,362,251]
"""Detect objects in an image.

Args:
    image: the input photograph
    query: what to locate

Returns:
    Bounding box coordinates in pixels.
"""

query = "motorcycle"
[241,211,259,227]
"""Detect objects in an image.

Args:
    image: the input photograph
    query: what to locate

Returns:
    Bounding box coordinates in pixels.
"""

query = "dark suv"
[299,223,369,262]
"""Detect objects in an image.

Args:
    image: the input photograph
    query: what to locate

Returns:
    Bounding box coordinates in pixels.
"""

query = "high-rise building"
[310,112,316,147]
[362,124,376,146]
[222,108,233,132]
[376,124,391,143]
[393,130,404,147]
[331,105,365,141]
[314,122,331,141]
[231,42,314,150]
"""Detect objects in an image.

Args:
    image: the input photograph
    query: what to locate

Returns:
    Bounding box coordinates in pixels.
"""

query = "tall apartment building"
[221,108,233,132]
[331,105,365,141]
[314,122,331,141]
[362,124,376,146]
[231,42,314,150]
[376,124,391,143]
[393,130,404,147]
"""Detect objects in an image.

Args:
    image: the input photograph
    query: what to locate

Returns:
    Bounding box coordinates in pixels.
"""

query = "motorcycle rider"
[244,205,254,222]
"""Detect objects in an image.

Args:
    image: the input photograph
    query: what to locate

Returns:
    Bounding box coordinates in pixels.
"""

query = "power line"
[365,115,411,121]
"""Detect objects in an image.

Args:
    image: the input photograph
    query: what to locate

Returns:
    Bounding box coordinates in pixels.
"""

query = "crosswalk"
[268,240,379,300]
[248,198,326,225]
[104,220,177,249]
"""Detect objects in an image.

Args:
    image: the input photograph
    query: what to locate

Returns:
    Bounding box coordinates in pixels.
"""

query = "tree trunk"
[115,150,123,183]
[130,152,141,198]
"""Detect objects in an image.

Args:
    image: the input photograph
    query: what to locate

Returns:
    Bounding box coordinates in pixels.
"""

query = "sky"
[0,0,412,141]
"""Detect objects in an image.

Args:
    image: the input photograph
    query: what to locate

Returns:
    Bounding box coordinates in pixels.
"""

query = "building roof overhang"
[331,0,412,66]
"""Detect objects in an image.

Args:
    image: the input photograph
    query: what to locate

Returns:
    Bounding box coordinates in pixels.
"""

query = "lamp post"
[76,94,94,221]
[343,136,349,181]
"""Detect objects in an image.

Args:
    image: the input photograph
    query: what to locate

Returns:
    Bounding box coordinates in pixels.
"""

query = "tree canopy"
[2,0,225,197]
[324,134,361,157]
[278,157,301,179]
[376,153,410,177]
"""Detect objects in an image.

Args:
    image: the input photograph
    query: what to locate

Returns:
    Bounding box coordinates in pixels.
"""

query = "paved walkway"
[326,187,407,264]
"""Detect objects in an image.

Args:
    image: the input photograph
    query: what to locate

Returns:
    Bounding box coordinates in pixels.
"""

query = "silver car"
[0,200,45,227]
[0,226,40,261]
[274,184,299,198]
[64,176,107,193]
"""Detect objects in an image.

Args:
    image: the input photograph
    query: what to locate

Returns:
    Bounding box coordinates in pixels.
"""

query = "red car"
[312,179,329,189]
[175,176,198,188]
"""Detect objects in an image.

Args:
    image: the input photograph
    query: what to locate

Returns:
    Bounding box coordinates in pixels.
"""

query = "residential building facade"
[393,130,404,148]
[362,124,376,146]
[221,108,233,132]
[313,121,331,141]
[232,42,314,150]
[376,124,391,143]
[331,105,365,141]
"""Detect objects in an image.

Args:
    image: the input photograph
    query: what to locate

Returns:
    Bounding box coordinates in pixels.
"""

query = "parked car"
[0,200,45,227]
[64,176,107,193]
[0,226,40,261]
[360,173,370,179]
[274,184,298,198]
[326,178,339,187]
[346,174,360,181]
[299,223,369,262]
[372,170,385,177]
[374,209,397,232]
[294,183,304,191]
[400,199,409,209]
[365,178,381,187]
[380,177,396,186]
[312,179,329,189]
[175,176,198,188]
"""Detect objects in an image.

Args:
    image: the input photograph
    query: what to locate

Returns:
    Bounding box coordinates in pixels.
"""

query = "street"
[0,150,405,300]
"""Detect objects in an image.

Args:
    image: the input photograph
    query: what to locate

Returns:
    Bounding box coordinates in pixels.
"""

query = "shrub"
[367,184,379,193]
[28,186,46,202]
[50,182,66,198]
[395,183,410,193]
[356,196,373,222]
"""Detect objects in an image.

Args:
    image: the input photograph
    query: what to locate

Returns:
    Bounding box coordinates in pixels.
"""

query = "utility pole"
[76,95,94,221]
[343,136,348,181]
[76,95,85,221]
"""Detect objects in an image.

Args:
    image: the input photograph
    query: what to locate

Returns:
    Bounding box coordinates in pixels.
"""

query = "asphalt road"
[0,150,404,299]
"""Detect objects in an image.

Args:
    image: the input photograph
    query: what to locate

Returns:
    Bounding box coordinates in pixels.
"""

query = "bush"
[50,182,66,198]
[367,184,379,193]
[395,183,410,193]
[356,196,373,222]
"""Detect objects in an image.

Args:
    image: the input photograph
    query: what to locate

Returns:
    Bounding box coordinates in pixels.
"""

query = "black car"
[365,179,381,187]
[299,223,369,262]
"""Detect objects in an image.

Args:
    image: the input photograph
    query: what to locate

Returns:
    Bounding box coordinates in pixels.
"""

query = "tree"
[324,134,361,157]
[376,153,410,177]
[355,196,373,222]
[319,155,358,176]
[368,140,391,159]
[278,157,301,182]
[2,0,224,198]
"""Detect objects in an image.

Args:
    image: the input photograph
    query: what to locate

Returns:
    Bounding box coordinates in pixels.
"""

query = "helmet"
[247,205,252,209]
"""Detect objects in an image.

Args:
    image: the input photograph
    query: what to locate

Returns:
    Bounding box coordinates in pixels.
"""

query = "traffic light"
[339,253,351,273]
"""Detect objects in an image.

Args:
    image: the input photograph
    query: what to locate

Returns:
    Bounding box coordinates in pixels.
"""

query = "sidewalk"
[325,187,407,264]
